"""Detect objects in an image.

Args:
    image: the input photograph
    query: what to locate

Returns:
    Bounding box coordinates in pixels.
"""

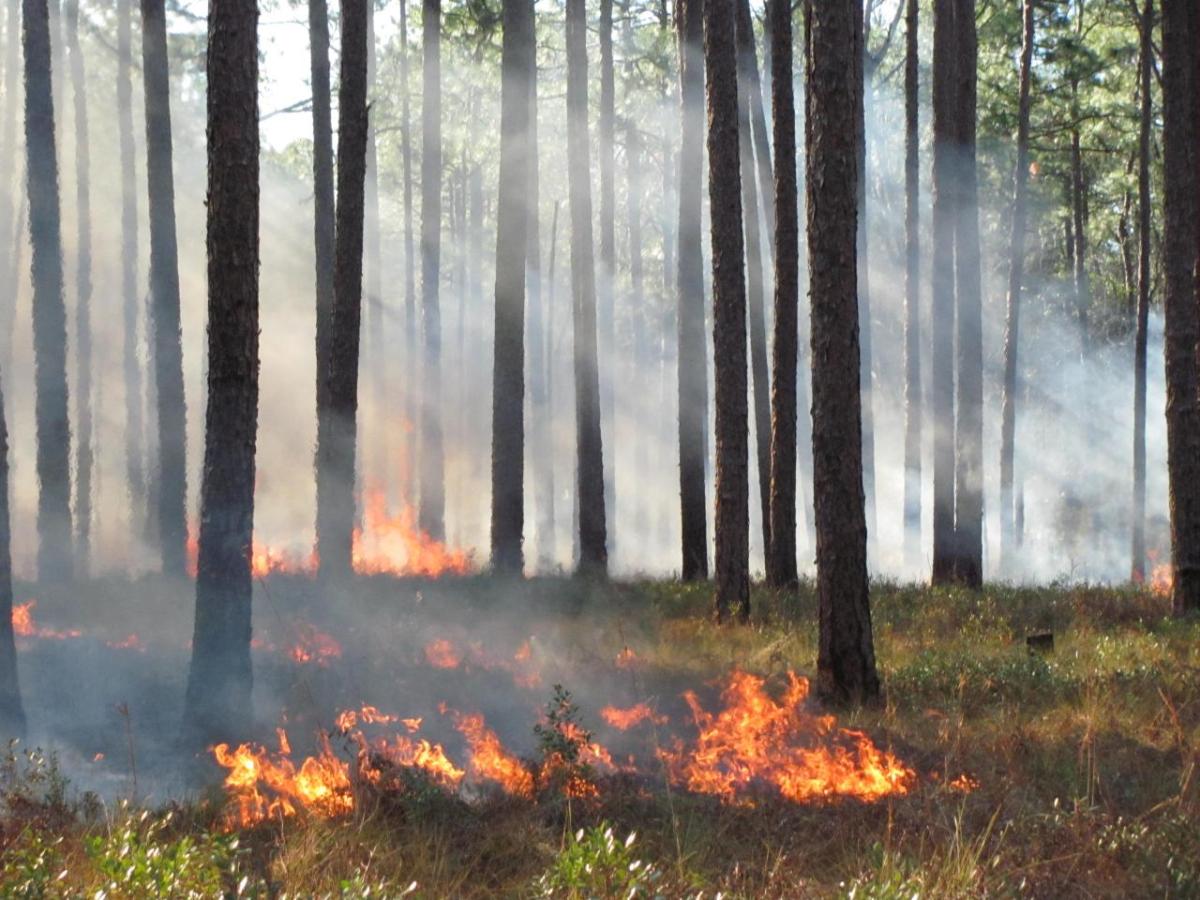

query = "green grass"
[1,578,1198,897]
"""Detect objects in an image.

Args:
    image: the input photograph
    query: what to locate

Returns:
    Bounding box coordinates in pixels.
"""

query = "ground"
[0,576,1197,897]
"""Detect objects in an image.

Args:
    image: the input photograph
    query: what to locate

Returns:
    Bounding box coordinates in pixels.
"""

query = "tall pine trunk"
[490,0,532,573]
[765,0,797,589]
[854,3,876,560]
[566,0,607,575]
[418,0,444,539]
[1161,0,1200,615]
[706,0,749,623]
[23,0,73,581]
[0,373,25,736]
[400,0,416,503]
[901,0,920,566]
[598,0,616,558]
[184,0,260,743]
[141,0,187,577]
[0,0,19,376]
[316,0,369,580]
[737,0,775,257]
[999,0,1033,571]
[734,0,771,562]
[1131,0,1152,583]
[64,0,91,575]
[363,0,384,495]
[676,0,707,580]
[1070,124,1090,356]
[808,0,878,704]
[118,0,145,549]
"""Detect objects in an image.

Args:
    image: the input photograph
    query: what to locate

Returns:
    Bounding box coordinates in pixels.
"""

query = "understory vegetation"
[0,578,1197,898]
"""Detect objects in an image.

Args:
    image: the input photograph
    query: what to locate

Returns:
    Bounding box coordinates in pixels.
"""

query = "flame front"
[12,601,82,640]
[352,491,471,577]
[601,703,668,731]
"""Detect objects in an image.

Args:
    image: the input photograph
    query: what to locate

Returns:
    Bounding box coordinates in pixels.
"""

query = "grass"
[1,577,1198,897]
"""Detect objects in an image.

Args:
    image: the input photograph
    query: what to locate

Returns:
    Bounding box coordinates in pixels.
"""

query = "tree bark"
[808,0,878,704]
[316,0,369,580]
[999,0,1034,572]
[490,0,532,574]
[0,0,20,377]
[736,0,775,258]
[1161,0,1200,615]
[598,0,616,558]
[141,0,188,578]
[706,0,749,623]
[566,0,607,575]
[117,0,146,551]
[676,0,707,580]
[765,0,797,588]
[64,0,91,575]
[418,0,444,540]
[1131,0,1152,583]
[854,1,876,560]
[0,373,25,737]
[23,0,73,582]
[184,0,259,744]
[363,0,385,496]
[734,0,772,563]
[901,0,920,567]
[309,0,335,532]
[1070,124,1090,356]
[400,0,417,504]
[929,0,956,585]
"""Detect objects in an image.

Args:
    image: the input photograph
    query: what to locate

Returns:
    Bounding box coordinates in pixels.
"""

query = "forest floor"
[0,575,1197,898]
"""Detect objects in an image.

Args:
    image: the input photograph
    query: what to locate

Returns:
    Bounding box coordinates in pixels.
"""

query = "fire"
[372,735,466,788]
[659,670,914,804]
[424,638,461,669]
[106,633,145,651]
[11,601,82,640]
[948,772,980,793]
[352,490,472,577]
[286,623,343,666]
[615,647,638,669]
[600,703,668,731]
[450,710,534,798]
[420,636,542,688]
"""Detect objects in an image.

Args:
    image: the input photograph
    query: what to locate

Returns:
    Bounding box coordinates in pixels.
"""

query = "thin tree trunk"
[676,0,707,580]
[1131,0,1152,584]
[0,372,25,736]
[310,0,335,546]
[1161,0,1200,615]
[999,0,1033,572]
[117,0,145,551]
[545,199,559,562]
[901,0,920,567]
[490,0,532,573]
[566,0,607,575]
[363,0,384,495]
[1070,124,1090,356]
[64,0,91,575]
[929,0,956,585]
[141,0,187,577]
[952,0,982,588]
[765,0,797,588]
[316,0,368,580]
[419,0,444,539]
[707,0,749,623]
[184,0,260,744]
[854,2,876,560]
[808,0,878,704]
[23,0,72,581]
[0,0,20,377]
[734,0,772,562]
[400,0,416,504]
[736,0,775,257]
[598,0,616,559]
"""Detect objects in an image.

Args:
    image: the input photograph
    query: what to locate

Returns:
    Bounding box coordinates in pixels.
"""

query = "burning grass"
[0,577,1197,896]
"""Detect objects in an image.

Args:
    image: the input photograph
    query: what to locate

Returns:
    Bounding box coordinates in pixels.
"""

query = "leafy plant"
[534,824,664,899]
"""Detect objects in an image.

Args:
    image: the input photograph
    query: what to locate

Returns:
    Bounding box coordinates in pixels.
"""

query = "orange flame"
[600,703,668,731]
[659,670,914,804]
[424,638,462,669]
[450,710,534,797]
[106,633,145,651]
[615,647,638,669]
[353,491,472,577]
[11,601,82,640]
[286,623,343,666]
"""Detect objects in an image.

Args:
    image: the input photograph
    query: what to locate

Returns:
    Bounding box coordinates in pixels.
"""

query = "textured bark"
[363,0,384,494]
[1161,0,1200,615]
[1131,0,1152,583]
[545,199,560,559]
[141,0,187,577]
[310,0,335,483]
[929,0,955,585]
[901,0,920,566]
[598,0,616,556]
[1070,125,1090,356]
[736,0,775,257]
[734,0,771,561]
[706,0,749,623]
[397,0,416,502]
[808,0,878,704]
[316,0,368,580]
[999,0,1033,571]
[64,0,91,574]
[853,2,876,559]
[765,0,797,589]
[23,0,73,581]
[676,0,707,580]
[184,0,259,744]
[0,0,19,375]
[490,0,532,573]
[566,0,607,575]
[418,0,444,539]
[117,0,145,546]
[0,374,25,736]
